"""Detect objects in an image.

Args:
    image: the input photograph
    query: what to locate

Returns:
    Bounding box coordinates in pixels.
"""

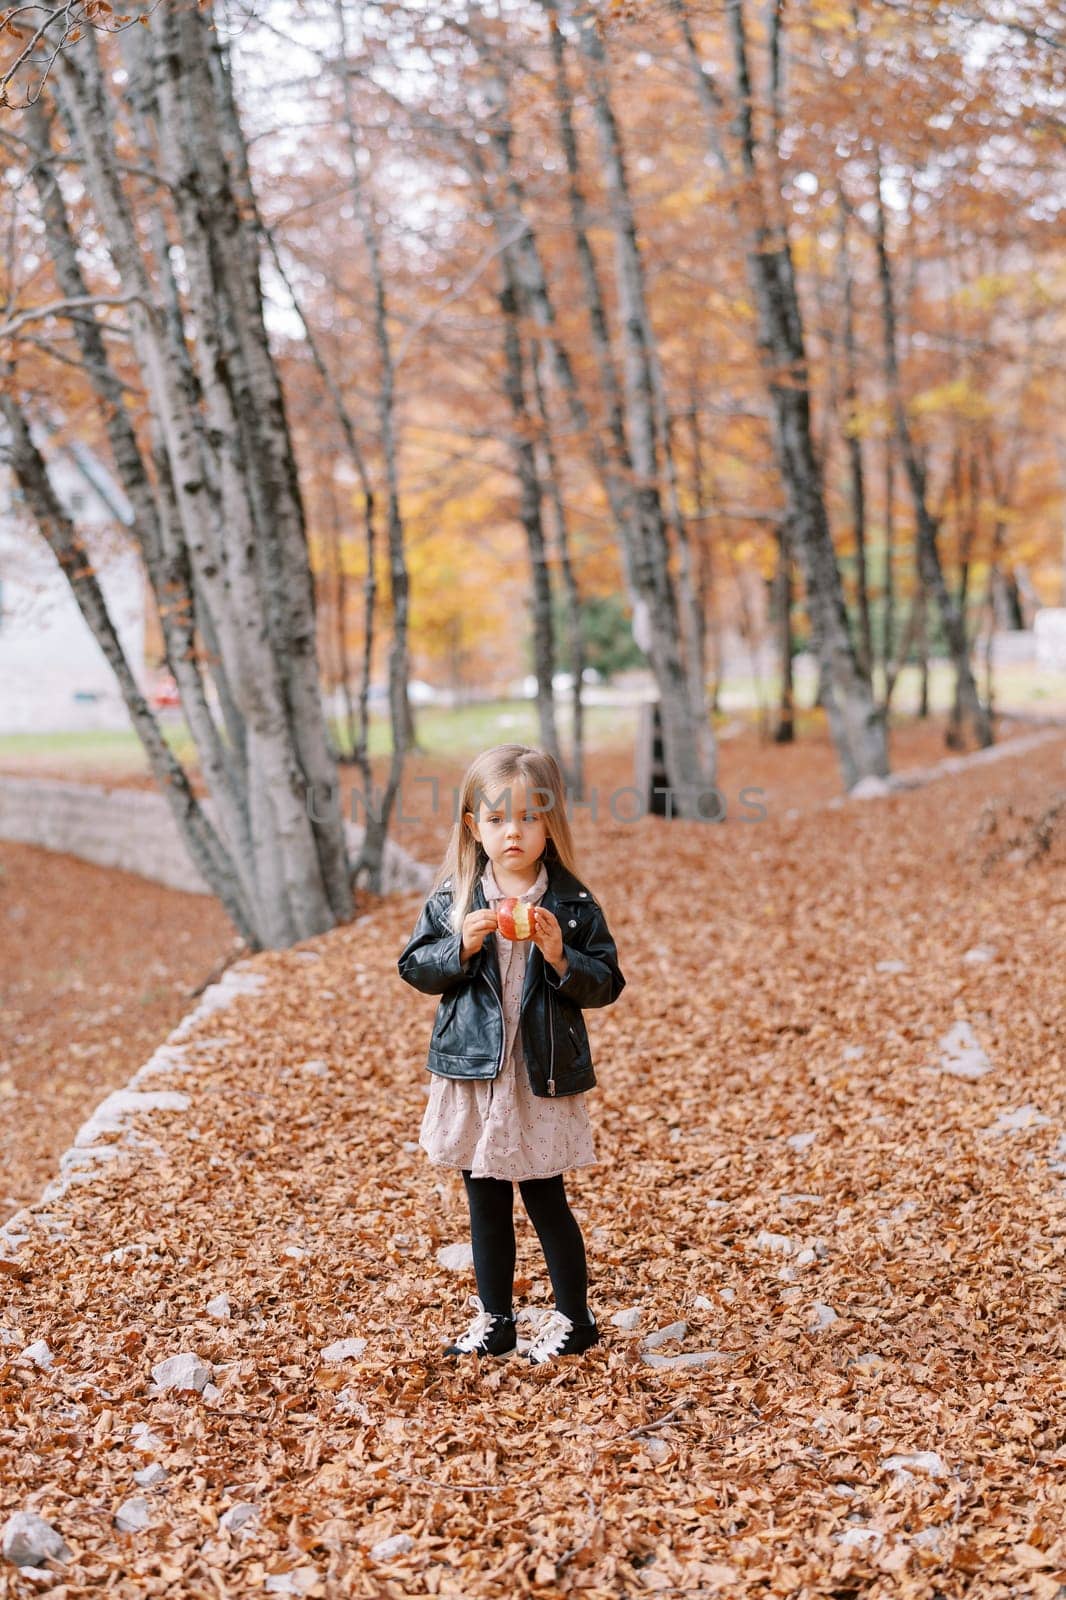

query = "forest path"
[2,723,1064,1595]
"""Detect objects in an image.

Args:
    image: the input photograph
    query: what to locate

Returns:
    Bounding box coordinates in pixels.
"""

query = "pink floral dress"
[418,858,598,1181]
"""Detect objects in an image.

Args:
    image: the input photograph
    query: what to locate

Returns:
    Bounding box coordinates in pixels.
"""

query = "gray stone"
[984,1104,1050,1136]
[114,1496,153,1533]
[936,1020,992,1079]
[881,1450,946,1479]
[641,1321,687,1350]
[133,1464,167,1488]
[150,1352,213,1393]
[128,1422,164,1453]
[334,1389,373,1421]
[321,1338,367,1364]
[755,1230,793,1255]
[103,1242,162,1264]
[849,1352,886,1373]
[18,1340,53,1369]
[1,1511,71,1567]
[836,1526,884,1552]
[436,1242,474,1272]
[640,1349,731,1370]
[611,1307,643,1331]
[219,1502,259,1534]
[264,1568,322,1594]
[205,1293,231,1320]
[370,1533,415,1563]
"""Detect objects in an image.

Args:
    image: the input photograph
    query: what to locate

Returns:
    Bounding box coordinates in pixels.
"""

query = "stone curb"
[0,775,434,897]
[0,962,272,1262]
[829,726,1065,808]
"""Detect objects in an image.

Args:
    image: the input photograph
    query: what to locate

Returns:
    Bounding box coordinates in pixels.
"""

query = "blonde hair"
[434,744,581,936]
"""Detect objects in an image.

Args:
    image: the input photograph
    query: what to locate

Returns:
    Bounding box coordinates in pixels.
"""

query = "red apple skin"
[496,898,535,940]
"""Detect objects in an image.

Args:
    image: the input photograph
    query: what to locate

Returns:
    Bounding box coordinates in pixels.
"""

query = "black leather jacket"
[397,858,626,1098]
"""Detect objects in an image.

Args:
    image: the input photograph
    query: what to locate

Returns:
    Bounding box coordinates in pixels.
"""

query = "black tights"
[460,1170,591,1324]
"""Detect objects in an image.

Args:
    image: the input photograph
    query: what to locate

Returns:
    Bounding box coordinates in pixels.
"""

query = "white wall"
[1034,609,1066,673]
[0,450,148,734]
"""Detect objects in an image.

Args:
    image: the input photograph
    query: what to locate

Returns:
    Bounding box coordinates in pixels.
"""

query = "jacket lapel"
[471,875,503,1003]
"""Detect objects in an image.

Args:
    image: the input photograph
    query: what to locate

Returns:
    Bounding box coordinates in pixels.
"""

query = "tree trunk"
[881,440,896,703]
[167,16,356,912]
[772,526,795,742]
[683,384,717,712]
[1,391,257,943]
[333,0,413,887]
[916,580,930,719]
[256,225,377,773]
[42,15,353,947]
[870,159,991,748]
[489,195,563,767]
[562,0,717,804]
[530,337,587,801]
[674,0,888,790]
[531,3,713,812]
[839,209,873,682]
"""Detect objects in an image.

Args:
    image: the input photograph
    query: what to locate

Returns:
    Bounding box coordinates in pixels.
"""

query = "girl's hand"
[530,906,567,972]
[460,908,498,964]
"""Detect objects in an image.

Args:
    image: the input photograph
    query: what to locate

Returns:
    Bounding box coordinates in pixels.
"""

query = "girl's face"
[465,778,550,873]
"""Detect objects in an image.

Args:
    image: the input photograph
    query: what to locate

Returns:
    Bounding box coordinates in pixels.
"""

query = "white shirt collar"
[481,857,549,903]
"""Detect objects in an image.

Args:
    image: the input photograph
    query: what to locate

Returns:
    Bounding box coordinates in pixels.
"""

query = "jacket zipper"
[548,997,556,1095]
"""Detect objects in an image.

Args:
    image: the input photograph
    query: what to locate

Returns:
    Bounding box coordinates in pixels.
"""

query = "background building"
[0,437,150,734]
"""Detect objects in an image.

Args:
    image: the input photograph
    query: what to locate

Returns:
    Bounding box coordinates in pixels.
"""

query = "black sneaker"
[526,1308,600,1365]
[443,1294,517,1358]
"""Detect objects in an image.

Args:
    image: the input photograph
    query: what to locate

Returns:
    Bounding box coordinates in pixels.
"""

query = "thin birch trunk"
[1,391,256,941]
[489,187,563,766]
[334,0,413,888]
[673,0,888,789]
[683,380,717,706]
[560,0,717,803]
[871,165,991,747]
[839,209,872,682]
[881,440,896,704]
[45,19,351,947]
[772,525,795,742]
[181,17,356,908]
[530,336,587,800]
[256,224,377,773]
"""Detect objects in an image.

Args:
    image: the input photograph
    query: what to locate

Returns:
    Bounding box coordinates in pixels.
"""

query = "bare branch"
[0,291,144,342]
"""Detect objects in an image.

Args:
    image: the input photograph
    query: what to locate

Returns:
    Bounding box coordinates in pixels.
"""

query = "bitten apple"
[496,898,536,941]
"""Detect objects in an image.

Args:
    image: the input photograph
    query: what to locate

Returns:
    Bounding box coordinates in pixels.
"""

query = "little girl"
[397,743,626,1365]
